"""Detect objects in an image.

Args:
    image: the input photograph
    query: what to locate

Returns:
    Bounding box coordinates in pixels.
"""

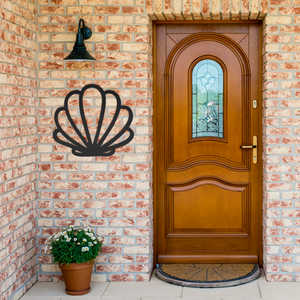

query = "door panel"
[168,38,250,171]
[167,180,249,233]
[155,23,261,264]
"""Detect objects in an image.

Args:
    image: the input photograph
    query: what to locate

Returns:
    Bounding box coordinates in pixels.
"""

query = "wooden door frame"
[153,20,263,267]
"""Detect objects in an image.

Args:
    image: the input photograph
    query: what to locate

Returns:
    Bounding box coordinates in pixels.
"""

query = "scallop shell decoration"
[53,84,134,157]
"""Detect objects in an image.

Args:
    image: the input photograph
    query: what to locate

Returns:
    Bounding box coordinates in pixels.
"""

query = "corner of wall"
[0,0,39,299]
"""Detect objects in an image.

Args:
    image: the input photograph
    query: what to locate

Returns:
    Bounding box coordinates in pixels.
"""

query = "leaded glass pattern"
[192,59,224,138]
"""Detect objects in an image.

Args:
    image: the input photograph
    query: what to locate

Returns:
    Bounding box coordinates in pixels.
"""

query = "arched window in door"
[192,59,224,138]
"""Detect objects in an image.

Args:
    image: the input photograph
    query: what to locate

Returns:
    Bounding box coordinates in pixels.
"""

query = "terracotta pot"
[59,260,94,295]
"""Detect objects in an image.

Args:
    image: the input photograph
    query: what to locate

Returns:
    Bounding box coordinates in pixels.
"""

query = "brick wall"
[262,1,300,282]
[3,1,300,299]
[0,0,38,299]
[36,0,153,283]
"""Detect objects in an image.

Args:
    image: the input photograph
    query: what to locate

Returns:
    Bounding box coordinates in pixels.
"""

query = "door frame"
[153,20,263,267]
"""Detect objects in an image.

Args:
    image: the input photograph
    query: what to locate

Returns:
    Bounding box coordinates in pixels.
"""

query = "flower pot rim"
[59,260,95,270]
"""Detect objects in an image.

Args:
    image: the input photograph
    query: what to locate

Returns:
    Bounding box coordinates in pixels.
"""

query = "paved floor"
[20,269,300,300]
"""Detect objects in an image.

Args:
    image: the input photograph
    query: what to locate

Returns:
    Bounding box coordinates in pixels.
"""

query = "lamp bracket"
[78,18,92,40]
[80,26,92,40]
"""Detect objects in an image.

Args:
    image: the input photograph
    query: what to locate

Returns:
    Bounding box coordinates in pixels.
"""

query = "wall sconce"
[64,18,95,61]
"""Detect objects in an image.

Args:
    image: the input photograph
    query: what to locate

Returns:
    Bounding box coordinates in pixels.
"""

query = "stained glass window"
[192,59,223,138]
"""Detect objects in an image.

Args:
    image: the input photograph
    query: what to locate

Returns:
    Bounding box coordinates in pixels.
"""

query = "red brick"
[109,255,134,263]
[40,210,66,218]
[108,274,134,281]
[41,6,65,14]
[109,237,135,245]
[96,264,122,273]
[95,6,120,14]
[267,255,293,263]
[95,43,120,51]
[270,0,291,4]
[279,7,300,15]
[123,265,149,272]
[53,201,79,208]
[281,63,300,70]
[68,210,93,218]
[266,35,292,43]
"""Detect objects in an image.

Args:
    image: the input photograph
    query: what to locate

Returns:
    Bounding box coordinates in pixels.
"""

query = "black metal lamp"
[64,18,95,61]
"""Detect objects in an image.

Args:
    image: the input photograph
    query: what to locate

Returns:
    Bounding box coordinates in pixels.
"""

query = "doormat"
[156,264,260,288]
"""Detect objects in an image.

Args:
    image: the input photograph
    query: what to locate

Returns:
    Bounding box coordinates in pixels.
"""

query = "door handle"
[240,145,256,149]
[240,136,257,164]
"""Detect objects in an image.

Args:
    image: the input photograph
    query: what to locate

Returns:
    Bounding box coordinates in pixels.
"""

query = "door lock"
[240,136,257,164]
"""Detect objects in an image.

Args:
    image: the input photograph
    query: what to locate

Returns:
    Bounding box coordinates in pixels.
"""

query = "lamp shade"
[64,18,95,61]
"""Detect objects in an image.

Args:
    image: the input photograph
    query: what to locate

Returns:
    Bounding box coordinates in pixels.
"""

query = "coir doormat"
[156,264,260,287]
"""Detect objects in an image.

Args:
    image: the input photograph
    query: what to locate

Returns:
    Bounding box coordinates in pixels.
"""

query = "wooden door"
[155,23,262,264]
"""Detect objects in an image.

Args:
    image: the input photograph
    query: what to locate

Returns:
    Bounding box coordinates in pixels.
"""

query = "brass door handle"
[240,136,257,164]
[240,145,257,149]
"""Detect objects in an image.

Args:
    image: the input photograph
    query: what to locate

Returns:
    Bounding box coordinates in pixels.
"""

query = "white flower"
[94,241,97,244]
[78,230,81,232]
[84,229,88,232]
[77,242,80,245]
[67,238,71,242]
[83,239,87,242]
[73,238,77,241]
[68,229,71,232]
[67,221,71,224]
[63,231,67,235]
[91,237,96,240]
[81,246,89,252]
[69,225,74,228]
[56,239,59,241]
[88,242,93,246]
[64,235,68,239]
[58,232,62,236]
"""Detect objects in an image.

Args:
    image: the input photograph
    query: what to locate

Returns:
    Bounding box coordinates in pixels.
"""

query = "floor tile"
[256,268,266,282]
[21,282,109,298]
[223,299,300,300]
[62,298,140,300]
[261,299,300,300]
[102,282,182,298]
[150,269,160,282]
[182,282,261,298]
[221,297,262,300]
[221,298,262,300]
[98,299,141,300]
[21,297,61,300]
[259,282,300,298]
[143,298,221,300]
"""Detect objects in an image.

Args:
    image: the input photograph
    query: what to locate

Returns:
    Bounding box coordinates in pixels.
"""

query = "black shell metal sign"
[53,84,134,157]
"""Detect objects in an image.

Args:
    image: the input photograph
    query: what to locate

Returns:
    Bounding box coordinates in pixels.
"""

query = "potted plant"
[45,222,104,295]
